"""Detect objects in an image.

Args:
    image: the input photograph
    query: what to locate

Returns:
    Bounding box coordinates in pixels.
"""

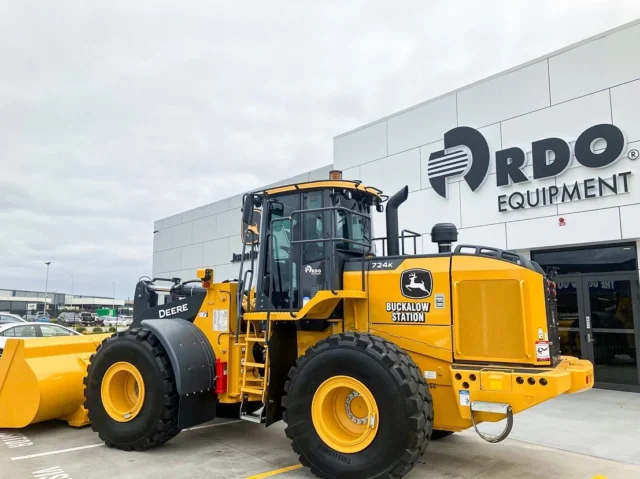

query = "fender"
[141,318,216,429]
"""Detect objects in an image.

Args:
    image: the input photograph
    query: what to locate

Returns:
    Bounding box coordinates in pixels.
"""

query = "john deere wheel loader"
[82,171,593,478]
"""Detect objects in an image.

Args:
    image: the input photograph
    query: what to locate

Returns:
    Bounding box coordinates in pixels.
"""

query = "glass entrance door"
[555,273,640,390]
[556,276,588,360]
[582,274,639,390]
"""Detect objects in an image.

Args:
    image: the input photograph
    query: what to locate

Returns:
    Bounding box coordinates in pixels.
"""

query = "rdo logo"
[427,124,628,199]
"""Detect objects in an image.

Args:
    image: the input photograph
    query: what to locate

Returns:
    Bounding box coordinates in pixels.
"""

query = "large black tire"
[84,328,180,450]
[283,333,433,479]
[430,430,453,440]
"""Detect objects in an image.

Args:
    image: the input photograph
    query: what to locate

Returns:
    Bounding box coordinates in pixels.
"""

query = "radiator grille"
[545,283,562,365]
[456,279,527,362]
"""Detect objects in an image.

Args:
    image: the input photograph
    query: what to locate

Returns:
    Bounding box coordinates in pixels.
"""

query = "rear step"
[240,398,265,423]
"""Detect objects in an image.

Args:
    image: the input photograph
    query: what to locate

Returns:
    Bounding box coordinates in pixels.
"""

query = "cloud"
[1,0,638,298]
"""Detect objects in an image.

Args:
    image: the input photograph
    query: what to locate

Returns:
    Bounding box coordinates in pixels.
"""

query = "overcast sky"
[1,1,639,299]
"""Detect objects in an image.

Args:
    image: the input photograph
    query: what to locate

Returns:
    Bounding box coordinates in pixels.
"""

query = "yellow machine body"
[175,177,594,433]
[0,334,110,428]
[0,175,595,479]
[356,254,593,430]
[234,254,593,432]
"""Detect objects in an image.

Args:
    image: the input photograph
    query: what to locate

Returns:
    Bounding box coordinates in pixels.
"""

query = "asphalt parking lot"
[1,389,639,479]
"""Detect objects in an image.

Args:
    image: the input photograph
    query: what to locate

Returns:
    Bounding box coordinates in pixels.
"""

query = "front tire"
[84,328,180,450]
[283,333,433,479]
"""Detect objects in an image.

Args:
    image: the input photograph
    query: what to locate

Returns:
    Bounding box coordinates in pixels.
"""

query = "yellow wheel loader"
[1,171,593,478]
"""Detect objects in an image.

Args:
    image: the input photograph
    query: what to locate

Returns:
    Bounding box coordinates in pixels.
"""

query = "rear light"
[215,359,228,393]
[586,375,590,385]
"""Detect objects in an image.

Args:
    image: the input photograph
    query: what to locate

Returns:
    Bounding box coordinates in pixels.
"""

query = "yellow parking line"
[245,464,303,479]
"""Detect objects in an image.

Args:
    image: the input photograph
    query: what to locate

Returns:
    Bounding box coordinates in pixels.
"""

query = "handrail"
[400,229,421,255]
[372,229,421,256]
[235,235,248,343]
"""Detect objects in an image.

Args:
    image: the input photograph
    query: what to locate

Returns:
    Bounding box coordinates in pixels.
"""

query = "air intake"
[431,223,458,253]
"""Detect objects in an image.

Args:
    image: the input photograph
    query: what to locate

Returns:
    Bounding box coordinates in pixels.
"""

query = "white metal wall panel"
[387,95,457,156]
[549,23,640,104]
[458,60,550,128]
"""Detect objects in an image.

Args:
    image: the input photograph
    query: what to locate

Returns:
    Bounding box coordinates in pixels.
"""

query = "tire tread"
[283,332,433,479]
[83,328,180,450]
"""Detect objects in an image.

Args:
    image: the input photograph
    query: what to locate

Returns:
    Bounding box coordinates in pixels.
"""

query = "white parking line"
[12,444,104,461]
[185,419,243,431]
[11,419,244,461]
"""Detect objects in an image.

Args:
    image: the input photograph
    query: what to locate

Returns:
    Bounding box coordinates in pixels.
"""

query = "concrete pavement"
[1,388,638,478]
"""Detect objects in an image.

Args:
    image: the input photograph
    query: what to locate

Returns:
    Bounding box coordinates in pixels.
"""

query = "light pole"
[112,282,115,310]
[70,276,75,325]
[44,262,51,314]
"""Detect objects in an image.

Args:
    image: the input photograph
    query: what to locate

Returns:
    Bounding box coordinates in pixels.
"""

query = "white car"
[102,316,126,327]
[0,323,81,357]
[0,313,27,325]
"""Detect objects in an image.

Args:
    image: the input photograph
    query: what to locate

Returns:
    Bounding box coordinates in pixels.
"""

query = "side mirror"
[241,208,261,245]
[242,194,254,224]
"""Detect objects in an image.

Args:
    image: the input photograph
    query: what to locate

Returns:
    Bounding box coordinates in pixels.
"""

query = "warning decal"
[536,341,550,362]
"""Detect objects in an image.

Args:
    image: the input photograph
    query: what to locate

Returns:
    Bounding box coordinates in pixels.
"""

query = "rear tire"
[84,328,180,450]
[283,332,433,479]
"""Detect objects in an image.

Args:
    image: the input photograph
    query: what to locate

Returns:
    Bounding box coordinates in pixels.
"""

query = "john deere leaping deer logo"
[400,269,433,299]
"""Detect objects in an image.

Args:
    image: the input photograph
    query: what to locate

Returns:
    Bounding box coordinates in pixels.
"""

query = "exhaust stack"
[386,186,409,256]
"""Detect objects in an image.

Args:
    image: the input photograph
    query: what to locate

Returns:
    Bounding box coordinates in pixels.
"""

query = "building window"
[532,244,638,275]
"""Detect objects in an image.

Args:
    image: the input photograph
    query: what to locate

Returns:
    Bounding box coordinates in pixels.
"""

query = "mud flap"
[266,322,298,426]
[141,319,217,429]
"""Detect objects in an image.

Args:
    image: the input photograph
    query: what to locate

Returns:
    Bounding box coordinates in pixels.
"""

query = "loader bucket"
[0,334,110,428]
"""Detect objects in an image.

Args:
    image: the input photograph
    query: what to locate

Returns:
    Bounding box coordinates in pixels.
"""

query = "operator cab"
[241,171,383,312]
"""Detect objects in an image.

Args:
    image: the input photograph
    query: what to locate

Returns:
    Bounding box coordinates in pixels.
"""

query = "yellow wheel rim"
[101,362,146,422]
[311,376,379,454]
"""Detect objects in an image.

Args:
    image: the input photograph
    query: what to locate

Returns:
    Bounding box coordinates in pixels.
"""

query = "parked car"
[79,312,103,326]
[33,313,51,323]
[24,312,50,322]
[0,322,81,357]
[57,312,84,327]
[0,313,27,325]
[103,316,128,327]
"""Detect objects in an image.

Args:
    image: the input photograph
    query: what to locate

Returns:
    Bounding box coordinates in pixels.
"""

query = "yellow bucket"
[0,334,110,428]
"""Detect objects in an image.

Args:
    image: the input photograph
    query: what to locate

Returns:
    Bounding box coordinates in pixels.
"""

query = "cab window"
[301,191,325,264]
[262,193,300,309]
[335,196,371,254]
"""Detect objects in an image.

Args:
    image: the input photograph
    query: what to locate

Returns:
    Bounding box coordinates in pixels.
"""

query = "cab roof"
[261,179,385,201]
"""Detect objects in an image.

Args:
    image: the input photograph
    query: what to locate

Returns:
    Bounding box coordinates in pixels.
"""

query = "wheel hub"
[100,362,146,423]
[311,376,379,454]
[344,391,368,425]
